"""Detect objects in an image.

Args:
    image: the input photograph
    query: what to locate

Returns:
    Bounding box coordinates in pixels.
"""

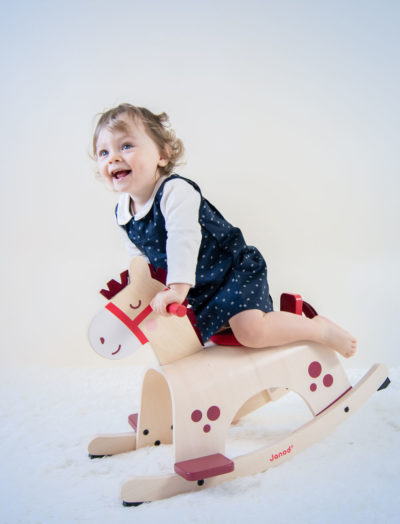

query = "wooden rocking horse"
[87,256,390,506]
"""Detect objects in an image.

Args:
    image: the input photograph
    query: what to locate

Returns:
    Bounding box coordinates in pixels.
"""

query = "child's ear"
[158,146,171,167]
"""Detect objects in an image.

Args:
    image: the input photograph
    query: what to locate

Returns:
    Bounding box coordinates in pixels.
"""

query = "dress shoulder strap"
[157,174,202,197]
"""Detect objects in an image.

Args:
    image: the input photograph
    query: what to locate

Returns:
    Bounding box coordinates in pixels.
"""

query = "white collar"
[116,175,168,225]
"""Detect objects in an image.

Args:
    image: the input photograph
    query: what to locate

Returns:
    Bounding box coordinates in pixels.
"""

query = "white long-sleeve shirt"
[116,176,202,287]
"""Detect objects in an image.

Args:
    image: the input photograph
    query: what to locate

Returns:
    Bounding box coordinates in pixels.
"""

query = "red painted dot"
[203,424,211,433]
[323,374,334,387]
[191,410,202,422]
[100,337,105,344]
[308,361,322,378]
[310,383,317,392]
[207,406,221,421]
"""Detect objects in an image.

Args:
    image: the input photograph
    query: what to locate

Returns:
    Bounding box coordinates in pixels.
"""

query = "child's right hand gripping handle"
[167,303,187,317]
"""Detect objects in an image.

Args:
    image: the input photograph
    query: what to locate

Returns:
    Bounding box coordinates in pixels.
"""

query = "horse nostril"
[100,337,105,344]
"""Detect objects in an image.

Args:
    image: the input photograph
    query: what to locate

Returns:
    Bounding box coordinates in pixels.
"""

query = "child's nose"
[108,150,122,162]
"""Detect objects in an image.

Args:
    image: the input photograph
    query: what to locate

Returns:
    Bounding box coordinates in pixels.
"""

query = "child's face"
[96,114,168,202]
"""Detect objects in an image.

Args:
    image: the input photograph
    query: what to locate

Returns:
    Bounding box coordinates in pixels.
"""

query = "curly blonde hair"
[92,103,185,176]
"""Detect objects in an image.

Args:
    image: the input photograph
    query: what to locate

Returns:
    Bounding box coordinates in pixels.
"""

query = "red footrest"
[128,413,138,431]
[174,453,234,481]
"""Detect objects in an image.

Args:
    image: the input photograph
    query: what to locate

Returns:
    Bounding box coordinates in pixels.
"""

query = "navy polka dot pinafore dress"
[118,175,273,343]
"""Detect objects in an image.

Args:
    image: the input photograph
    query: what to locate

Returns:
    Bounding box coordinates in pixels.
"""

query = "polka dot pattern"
[308,361,335,392]
[120,174,273,342]
[190,405,222,433]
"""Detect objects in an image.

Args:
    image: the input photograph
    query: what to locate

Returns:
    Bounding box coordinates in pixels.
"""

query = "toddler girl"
[93,103,356,358]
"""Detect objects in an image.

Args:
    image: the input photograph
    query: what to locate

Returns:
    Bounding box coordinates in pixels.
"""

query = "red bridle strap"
[105,302,153,345]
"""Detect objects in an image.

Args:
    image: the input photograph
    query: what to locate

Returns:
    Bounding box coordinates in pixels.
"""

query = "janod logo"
[269,444,294,462]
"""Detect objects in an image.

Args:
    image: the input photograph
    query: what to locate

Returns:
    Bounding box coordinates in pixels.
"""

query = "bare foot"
[312,316,357,358]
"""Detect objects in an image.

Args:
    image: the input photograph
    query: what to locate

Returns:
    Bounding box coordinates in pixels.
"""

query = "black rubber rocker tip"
[88,454,110,459]
[123,501,144,507]
[378,377,391,391]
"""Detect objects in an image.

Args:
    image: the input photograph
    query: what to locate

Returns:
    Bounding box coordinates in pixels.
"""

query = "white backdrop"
[1,0,399,369]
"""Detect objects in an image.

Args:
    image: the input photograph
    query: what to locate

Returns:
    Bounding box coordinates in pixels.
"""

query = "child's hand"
[150,283,190,316]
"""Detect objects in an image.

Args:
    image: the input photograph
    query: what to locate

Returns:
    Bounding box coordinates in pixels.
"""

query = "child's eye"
[122,143,133,150]
[98,149,108,158]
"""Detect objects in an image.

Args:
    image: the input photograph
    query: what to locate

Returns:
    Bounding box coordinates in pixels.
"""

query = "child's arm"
[150,283,191,315]
[161,179,202,288]
[150,178,202,315]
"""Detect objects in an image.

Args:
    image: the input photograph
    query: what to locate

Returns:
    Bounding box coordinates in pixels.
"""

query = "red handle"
[167,303,187,317]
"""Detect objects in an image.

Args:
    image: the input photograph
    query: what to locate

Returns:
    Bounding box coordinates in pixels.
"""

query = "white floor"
[1,365,398,524]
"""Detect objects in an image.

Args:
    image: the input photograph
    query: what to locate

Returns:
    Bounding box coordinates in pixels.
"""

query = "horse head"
[88,256,203,364]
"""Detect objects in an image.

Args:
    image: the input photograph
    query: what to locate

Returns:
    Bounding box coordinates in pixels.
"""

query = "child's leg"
[229,310,357,358]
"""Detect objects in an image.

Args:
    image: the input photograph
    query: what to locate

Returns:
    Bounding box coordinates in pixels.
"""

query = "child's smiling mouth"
[112,169,131,180]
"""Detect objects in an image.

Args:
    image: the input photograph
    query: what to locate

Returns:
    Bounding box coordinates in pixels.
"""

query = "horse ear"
[129,256,153,283]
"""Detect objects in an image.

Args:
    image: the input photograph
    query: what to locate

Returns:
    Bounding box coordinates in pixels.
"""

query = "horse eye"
[130,299,142,310]
[100,337,105,344]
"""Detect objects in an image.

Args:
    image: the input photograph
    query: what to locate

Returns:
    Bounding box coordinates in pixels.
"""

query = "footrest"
[174,453,234,481]
[128,413,138,431]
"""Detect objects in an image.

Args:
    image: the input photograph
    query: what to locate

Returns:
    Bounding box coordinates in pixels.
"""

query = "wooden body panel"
[161,342,350,462]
